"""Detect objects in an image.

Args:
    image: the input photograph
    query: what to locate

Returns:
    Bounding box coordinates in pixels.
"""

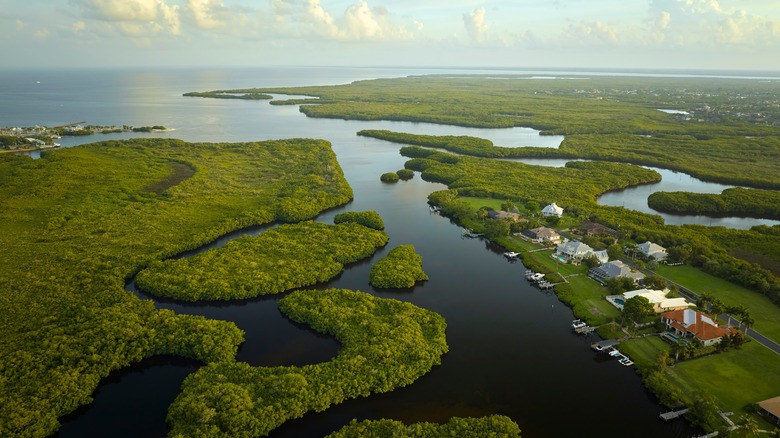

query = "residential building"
[488,210,524,222]
[757,396,780,425]
[541,202,564,218]
[637,241,668,261]
[622,288,694,313]
[661,308,737,347]
[580,221,619,239]
[522,226,562,245]
[588,260,645,282]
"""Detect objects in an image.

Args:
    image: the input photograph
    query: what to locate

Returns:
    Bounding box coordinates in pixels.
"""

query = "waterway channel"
[46,68,706,437]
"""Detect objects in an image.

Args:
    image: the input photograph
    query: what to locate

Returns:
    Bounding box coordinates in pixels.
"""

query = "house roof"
[623,289,693,311]
[758,396,780,418]
[542,202,564,216]
[557,240,593,255]
[662,309,733,341]
[638,241,666,255]
[590,260,645,280]
[525,226,560,239]
[580,221,618,237]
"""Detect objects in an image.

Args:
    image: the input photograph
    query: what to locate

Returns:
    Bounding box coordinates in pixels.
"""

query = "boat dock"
[591,339,619,351]
[659,408,688,421]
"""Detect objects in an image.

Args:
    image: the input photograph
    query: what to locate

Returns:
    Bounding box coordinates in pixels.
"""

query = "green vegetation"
[167,288,448,437]
[189,75,780,189]
[0,138,353,436]
[380,171,400,183]
[327,415,521,437]
[131,125,167,132]
[648,187,780,220]
[333,210,385,230]
[655,265,780,342]
[183,90,273,100]
[369,244,429,289]
[136,221,388,301]
[396,168,415,180]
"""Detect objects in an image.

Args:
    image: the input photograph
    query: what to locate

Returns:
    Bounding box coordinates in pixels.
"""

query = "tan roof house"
[757,396,780,425]
[522,226,562,245]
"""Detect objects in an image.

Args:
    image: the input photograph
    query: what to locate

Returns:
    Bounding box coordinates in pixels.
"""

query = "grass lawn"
[670,341,780,427]
[655,264,780,343]
[460,196,507,211]
[619,335,670,369]
[556,273,622,325]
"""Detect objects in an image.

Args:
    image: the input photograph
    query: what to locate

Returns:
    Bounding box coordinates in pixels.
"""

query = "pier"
[659,408,688,421]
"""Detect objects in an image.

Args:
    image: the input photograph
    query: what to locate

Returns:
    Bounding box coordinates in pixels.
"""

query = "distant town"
[0,122,168,153]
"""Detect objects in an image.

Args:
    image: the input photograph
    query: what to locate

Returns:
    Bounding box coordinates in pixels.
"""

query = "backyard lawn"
[655,265,780,343]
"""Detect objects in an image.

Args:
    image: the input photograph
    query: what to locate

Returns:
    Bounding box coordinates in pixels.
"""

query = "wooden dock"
[659,408,688,421]
[574,325,596,334]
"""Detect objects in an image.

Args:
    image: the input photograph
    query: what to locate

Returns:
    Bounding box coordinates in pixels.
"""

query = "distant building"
[522,226,562,245]
[589,260,645,283]
[661,308,737,347]
[541,202,564,218]
[621,288,693,313]
[637,241,668,262]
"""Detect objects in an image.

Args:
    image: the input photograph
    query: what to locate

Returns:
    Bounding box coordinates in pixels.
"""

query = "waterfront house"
[556,240,593,260]
[541,202,564,218]
[622,288,693,313]
[588,260,645,283]
[522,226,562,245]
[637,241,668,262]
[661,308,736,347]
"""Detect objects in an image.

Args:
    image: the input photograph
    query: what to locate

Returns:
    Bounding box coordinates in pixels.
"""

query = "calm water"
[2,67,722,437]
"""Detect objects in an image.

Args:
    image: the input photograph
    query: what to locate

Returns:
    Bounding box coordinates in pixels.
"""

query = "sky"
[2,0,780,71]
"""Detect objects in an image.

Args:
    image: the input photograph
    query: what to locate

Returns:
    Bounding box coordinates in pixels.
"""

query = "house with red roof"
[661,308,737,347]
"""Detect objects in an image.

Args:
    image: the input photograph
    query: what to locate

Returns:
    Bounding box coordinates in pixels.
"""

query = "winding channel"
[53,97,709,437]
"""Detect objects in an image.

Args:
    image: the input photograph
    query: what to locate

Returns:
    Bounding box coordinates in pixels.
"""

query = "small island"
[370,244,428,288]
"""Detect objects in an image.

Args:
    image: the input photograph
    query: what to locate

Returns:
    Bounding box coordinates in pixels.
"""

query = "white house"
[556,241,608,263]
[541,202,564,218]
[637,241,668,261]
[556,240,593,260]
[622,288,693,313]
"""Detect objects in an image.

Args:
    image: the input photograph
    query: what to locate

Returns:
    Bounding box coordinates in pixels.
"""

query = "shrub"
[380,172,400,183]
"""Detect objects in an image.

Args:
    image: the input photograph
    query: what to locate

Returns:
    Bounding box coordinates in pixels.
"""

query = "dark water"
[516,159,780,229]
[3,67,715,437]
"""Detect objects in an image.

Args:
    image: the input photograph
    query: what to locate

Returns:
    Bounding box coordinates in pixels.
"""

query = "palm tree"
[739,414,760,436]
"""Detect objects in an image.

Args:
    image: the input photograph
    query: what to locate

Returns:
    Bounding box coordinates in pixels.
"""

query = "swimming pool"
[614,298,625,306]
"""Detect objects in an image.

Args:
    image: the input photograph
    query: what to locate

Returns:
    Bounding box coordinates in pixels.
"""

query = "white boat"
[619,357,634,366]
[528,273,545,282]
[571,319,587,329]
[503,251,520,259]
[609,349,622,357]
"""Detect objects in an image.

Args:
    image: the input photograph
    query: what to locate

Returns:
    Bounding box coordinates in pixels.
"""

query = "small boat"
[619,357,634,366]
[571,319,587,329]
[528,273,545,282]
[608,349,622,357]
[503,251,520,259]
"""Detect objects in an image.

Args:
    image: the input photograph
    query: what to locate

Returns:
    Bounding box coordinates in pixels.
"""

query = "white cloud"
[73,0,181,35]
[35,28,50,39]
[563,20,619,45]
[73,21,87,32]
[187,0,227,29]
[463,7,487,43]
[270,0,417,41]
